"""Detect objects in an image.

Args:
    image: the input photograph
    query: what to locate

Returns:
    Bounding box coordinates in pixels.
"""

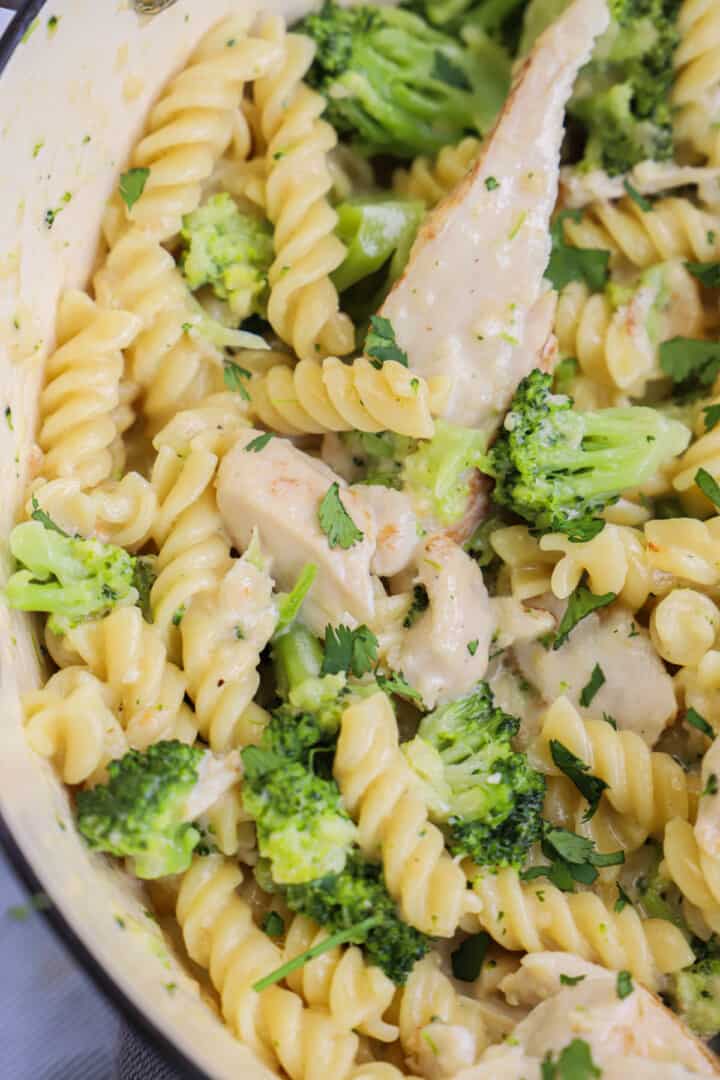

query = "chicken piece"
[379,0,609,431]
[216,431,377,635]
[455,952,717,1078]
[353,484,418,578]
[514,607,676,746]
[391,535,495,709]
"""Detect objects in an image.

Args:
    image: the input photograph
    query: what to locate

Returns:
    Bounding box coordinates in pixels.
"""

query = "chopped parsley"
[262,911,285,938]
[559,973,586,986]
[404,584,429,629]
[623,179,652,212]
[703,773,718,798]
[686,261,720,288]
[703,404,720,433]
[541,1037,601,1079]
[686,707,714,739]
[364,315,408,368]
[522,825,623,892]
[614,882,632,913]
[322,623,378,678]
[550,739,608,821]
[119,167,150,211]
[579,663,605,707]
[467,639,479,656]
[375,670,423,703]
[318,482,364,549]
[616,969,633,999]
[545,210,610,292]
[485,176,499,191]
[223,359,251,399]
[246,432,274,453]
[30,496,68,536]
[553,583,617,651]
[695,467,720,508]
[451,932,490,982]
[659,337,720,398]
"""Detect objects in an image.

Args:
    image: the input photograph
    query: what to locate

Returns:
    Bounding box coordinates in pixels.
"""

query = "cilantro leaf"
[543,827,596,866]
[695,467,720,508]
[686,261,720,288]
[579,663,605,708]
[224,359,251,399]
[364,315,408,368]
[30,496,70,536]
[431,50,471,90]
[119,167,150,211]
[375,670,423,703]
[614,882,632,913]
[246,432,274,453]
[553,583,616,650]
[322,623,378,678]
[550,739,609,821]
[545,210,610,292]
[262,911,285,938]
[318,483,364,549]
[616,969,633,999]
[623,179,653,212]
[451,932,489,982]
[659,337,720,397]
[132,556,157,623]
[686,706,714,739]
[403,584,429,629]
[274,564,317,639]
[542,1038,601,1079]
[703,773,718,797]
[703,404,720,433]
[559,973,586,986]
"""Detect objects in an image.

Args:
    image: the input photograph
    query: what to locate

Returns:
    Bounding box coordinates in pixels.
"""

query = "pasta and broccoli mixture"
[9,0,720,1074]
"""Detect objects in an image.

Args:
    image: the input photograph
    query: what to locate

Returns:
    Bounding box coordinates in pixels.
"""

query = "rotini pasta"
[176,856,359,1078]
[392,137,482,207]
[672,0,720,166]
[28,473,157,552]
[252,17,354,360]
[672,426,720,515]
[490,525,559,600]
[650,588,720,666]
[644,516,720,588]
[248,357,450,438]
[283,914,398,1041]
[543,775,647,875]
[333,693,475,937]
[102,16,282,245]
[35,291,141,489]
[465,867,694,989]
[22,668,127,786]
[539,524,655,610]
[181,556,277,752]
[663,817,720,934]
[563,196,720,270]
[531,696,693,837]
[676,647,720,730]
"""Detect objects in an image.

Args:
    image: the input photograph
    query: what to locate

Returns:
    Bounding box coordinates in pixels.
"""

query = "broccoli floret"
[567,0,681,174]
[180,193,274,319]
[285,851,430,984]
[404,683,545,868]
[5,519,138,634]
[402,419,487,527]
[668,939,720,1039]
[242,746,357,885]
[296,1,511,158]
[484,369,691,541]
[333,197,424,294]
[76,741,204,879]
[341,431,419,488]
[408,0,529,49]
[272,621,347,715]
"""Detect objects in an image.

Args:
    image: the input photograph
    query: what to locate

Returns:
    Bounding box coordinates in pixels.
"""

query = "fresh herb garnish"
[132,556,157,623]
[687,707,714,739]
[623,179,653,212]
[375,670,423,703]
[223,359,252,399]
[262,911,285,938]
[485,176,500,191]
[253,916,379,991]
[579,663,605,707]
[616,969,633,999]
[559,973,586,986]
[403,584,429,629]
[703,773,718,797]
[703,404,720,433]
[364,315,408,368]
[322,623,378,678]
[614,882,632,913]
[246,432,274,453]
[553,583,616,651]
[686,261,720,288]
[545,210,610,292]
[541,1037,601,1079]
[550,739,608,821]
[659,337,720,398]
[522,825,623,892]
[274,564,318,639]
[451,932,490,981]
[695,467,720,508]
[119,167,150,211]
[30,496,69,536]
[318,482,364,549]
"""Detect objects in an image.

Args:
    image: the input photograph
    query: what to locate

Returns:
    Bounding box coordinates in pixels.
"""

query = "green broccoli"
[483,369,691,541]
[634,841,687,927]
[296,1,511,158]
[668,939,720,1039]
[402,419,487,527]
[341,430,418,488]
[285,851,430,984]
[407,0,529,50]
[568,0,681,175]
[241,746,357,885]
[404,683,545,868]
[5,518,139,634]
[180,193,274,319]
[76,741,205,879]
[333,197,423,294]
[271,621,347,715]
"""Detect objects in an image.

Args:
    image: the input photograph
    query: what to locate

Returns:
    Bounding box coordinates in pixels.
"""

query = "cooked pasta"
[490,525,559,600]
[333,693,474,937]
[283,914,398,1041]
[650,588,720,666]
[532,697,693,837]
[644,516,720,587]
[672,0,720,165]
[248,357,449,438]
[252,17,354,360]
[22,668,127,786]
[466,867,694,989]
[663,817,720,934]
[176,856,359,1078]
[35,291,140,488]
[676,648,720,731]
[543,775,647,874]
[539,524,655,610]
[392,137,482,206]
[28,473,157,552]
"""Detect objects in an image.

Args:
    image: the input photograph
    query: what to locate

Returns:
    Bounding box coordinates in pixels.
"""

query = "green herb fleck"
[119,167,150,211]
[579,663,605,707]
[318,482,364,549]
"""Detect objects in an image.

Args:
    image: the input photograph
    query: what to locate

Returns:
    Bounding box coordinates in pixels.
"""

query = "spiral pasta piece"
[397,954,488,1075]
[333,693,474,937]
[22,668,127,786]
[176,856,358,1078]
[94,230,222,429]
[392,137,482,207]
[676,648,720,729]
[644,515,720,587]
[36,290,141,488]
[650,588,720,666]
[466,867,694,989]
[201,787,257,863]
[253,17,354,360]
[543,775,647,875]
[539,524,655,610]
[533,696,692,837]
[181,557,277,752]
[490,525,559,601]
[563,196,720,270]
[46,606,196,750]
[663,817,720,934]
[283,914,398,1041]
[672,424,720,514]
[102,15,282,244]
[249,357,450,438]
[28,473,157,551]
[672,0,720,165]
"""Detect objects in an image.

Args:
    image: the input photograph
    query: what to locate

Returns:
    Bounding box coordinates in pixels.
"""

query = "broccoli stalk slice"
[5,520,138,634]
[402,419,487,527]
[296,1,512,157]
[253,916,380,991]
[332,198,424,294]
[484,369,690,539]
[271,622,347,715]
[669,952,720,1038]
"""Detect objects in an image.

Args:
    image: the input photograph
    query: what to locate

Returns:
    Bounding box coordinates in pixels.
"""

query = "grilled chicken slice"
[379,0,609,432]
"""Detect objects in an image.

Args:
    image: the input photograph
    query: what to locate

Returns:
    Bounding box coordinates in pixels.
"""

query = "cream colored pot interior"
[0,2,311,1076]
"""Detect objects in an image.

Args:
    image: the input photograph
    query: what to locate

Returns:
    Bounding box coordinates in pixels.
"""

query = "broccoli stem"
[273,624,324,700]
[252,915,380,991]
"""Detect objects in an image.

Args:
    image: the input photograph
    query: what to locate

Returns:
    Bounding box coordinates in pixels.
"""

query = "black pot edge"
[0,4,211,1077]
